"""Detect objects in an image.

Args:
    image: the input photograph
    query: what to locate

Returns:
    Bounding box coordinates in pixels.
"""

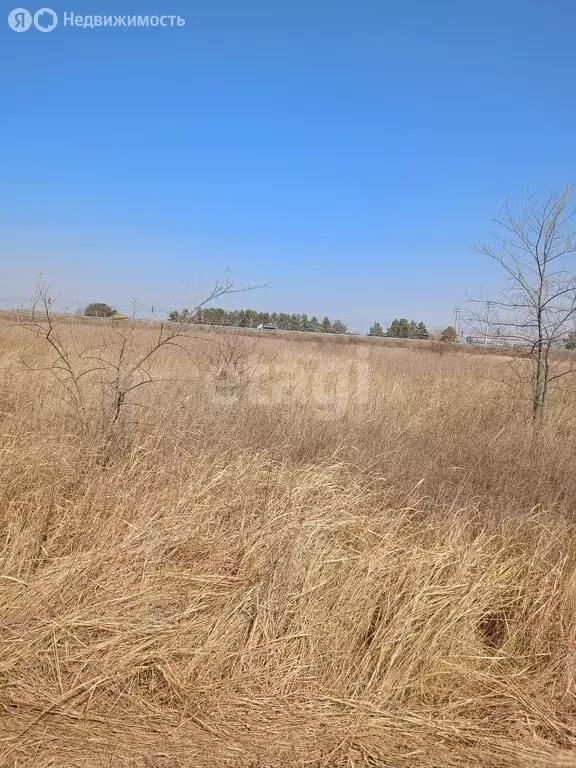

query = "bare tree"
[474,186,576,422]
[19,275,264,440]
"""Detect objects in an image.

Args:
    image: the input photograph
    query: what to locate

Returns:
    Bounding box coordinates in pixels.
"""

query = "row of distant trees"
[81,304,445,341]
[167,307,348,333]
[368,318,430,339]
[80,305,573,351]
[84,303,576,355]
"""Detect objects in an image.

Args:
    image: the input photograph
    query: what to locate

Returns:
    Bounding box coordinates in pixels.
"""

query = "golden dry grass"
[1,316,576,767]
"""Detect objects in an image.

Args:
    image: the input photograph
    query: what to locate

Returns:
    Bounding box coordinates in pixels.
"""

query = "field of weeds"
[1,315,576,767]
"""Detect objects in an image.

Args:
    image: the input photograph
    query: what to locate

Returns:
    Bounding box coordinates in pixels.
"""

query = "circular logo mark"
[34,7,57,31]
[8,8,32,31]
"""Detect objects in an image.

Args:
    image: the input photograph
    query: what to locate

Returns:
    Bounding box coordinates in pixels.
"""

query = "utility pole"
[484,300,492,347]
[453,305,460,338]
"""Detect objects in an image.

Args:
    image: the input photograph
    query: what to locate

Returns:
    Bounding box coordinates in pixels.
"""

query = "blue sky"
[2,0,576,332]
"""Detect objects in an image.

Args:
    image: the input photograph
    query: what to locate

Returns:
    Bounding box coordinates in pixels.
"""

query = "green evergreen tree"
[416,322,429,339]
[440,325,457,342]
[387,318,429,339]
[386,318,412,338]
[368,321,384,337]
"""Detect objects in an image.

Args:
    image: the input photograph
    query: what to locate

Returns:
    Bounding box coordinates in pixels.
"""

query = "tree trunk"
[533,354,546,423]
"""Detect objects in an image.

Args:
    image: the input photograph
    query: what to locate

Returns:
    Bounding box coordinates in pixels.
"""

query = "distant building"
[466,334,492,346]
[466,334,526,349]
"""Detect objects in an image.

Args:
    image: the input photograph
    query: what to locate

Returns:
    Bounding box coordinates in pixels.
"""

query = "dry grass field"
[2,315,576,767]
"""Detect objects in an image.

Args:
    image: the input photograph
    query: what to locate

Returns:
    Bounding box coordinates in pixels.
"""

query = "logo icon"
[34,7,57,31]
[8,7,33,31]
[8,7,58,31]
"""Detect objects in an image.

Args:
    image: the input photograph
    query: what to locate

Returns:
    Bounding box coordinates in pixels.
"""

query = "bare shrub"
[201,326,274,399]
[16,278,261,445]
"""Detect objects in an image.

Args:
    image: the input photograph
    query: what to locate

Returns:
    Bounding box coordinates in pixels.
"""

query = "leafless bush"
[16,278,262,443]
[201,327,275,398]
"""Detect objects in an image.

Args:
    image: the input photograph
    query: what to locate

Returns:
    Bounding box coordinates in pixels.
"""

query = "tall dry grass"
[1,316,576,767]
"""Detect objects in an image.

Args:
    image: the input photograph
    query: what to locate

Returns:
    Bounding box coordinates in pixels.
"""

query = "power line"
[453,305,460,337]
[484,300,492,347]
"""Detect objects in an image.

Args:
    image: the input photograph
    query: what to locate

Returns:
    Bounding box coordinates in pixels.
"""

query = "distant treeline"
[369,318,430,339]
[168,308,348,333]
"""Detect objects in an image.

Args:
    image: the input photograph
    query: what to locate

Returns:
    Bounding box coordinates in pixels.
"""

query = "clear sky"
[2,0,576,332]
